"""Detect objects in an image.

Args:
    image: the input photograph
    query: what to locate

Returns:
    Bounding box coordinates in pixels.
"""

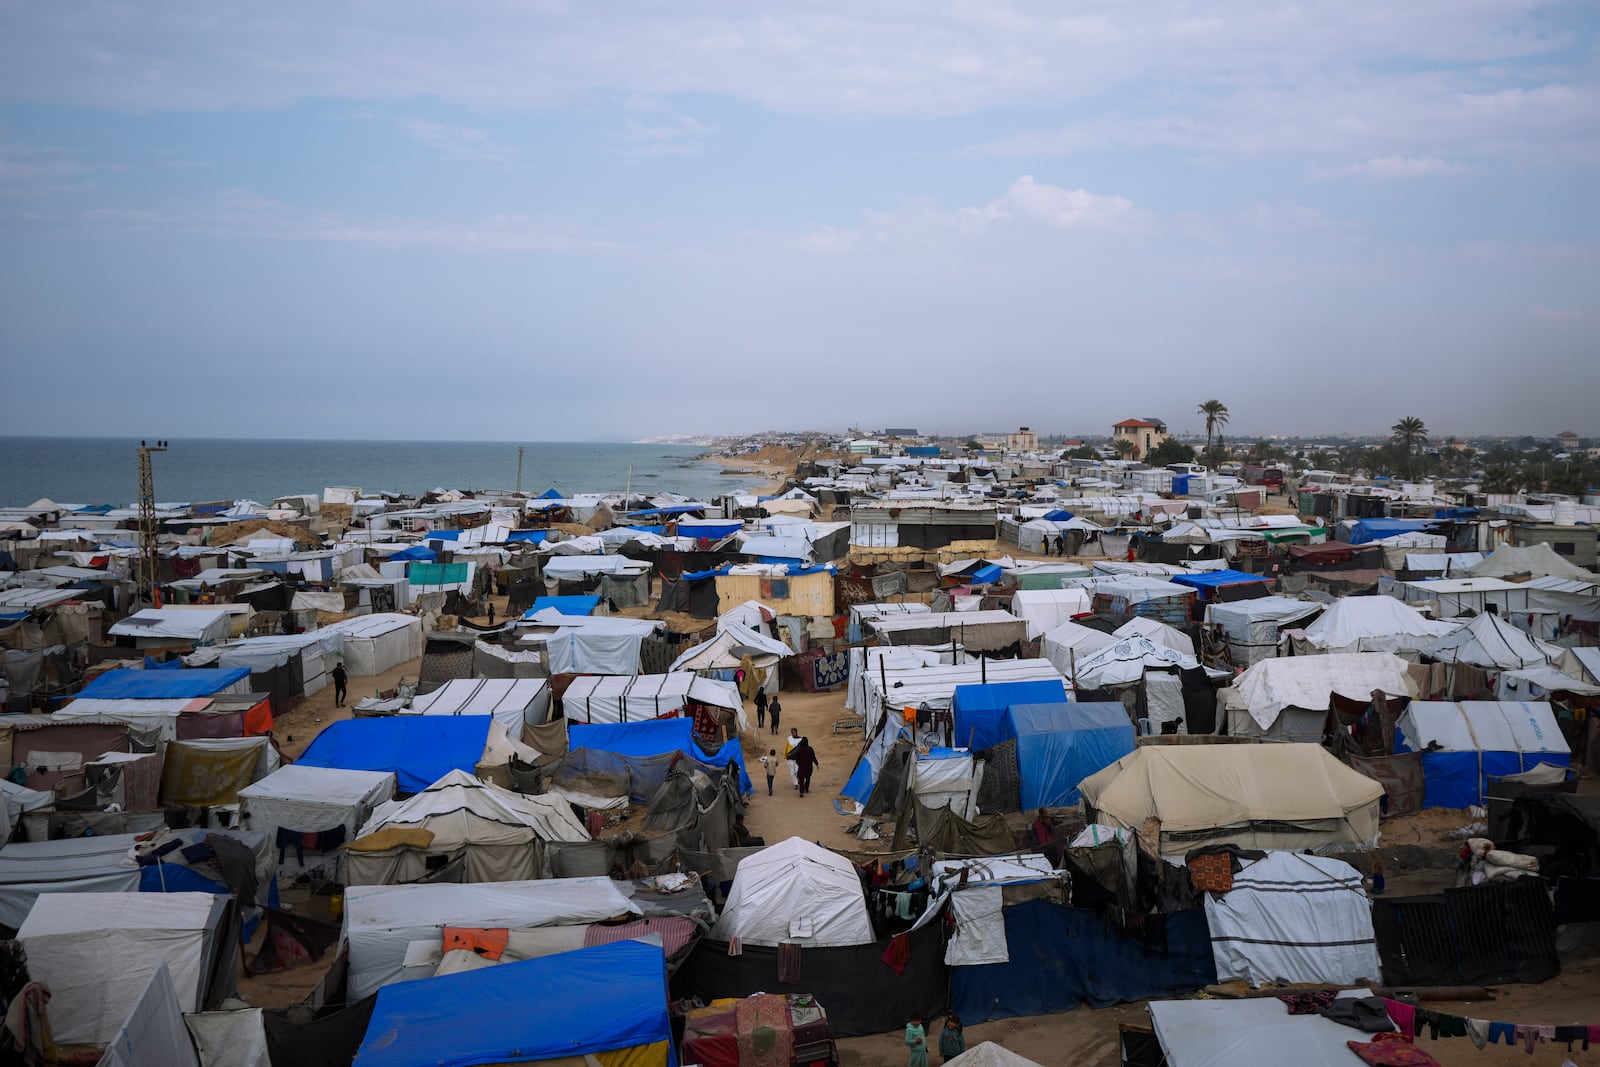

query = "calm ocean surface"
[0,438,759,508]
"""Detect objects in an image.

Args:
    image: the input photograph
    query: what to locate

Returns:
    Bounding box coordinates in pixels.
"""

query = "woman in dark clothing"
[754,688,768,730]
[791,737,820,796]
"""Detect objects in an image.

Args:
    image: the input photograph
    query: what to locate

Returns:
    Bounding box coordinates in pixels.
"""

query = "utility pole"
[516,446,525,494]
[136,440,169,606]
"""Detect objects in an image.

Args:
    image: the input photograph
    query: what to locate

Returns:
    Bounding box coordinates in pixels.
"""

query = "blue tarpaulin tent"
[1004,702,1135,808]
[78,667,250,700]
[538,488,564,499]
[569,718,753,795]
[951,681,1070,752]
[1168,570,1272,599]
[1394,701,1571,808]
[505,530,549,544]
[296,717,490,794]
[1043,509,1075,521]
[525,595,602,617]
[1344,518,1431,545]
[356,939,677,1067]
[387,545,436,562]
[969,563,1004,586]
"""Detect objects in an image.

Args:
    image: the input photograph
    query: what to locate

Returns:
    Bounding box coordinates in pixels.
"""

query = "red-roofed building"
[1112,418,1168,459]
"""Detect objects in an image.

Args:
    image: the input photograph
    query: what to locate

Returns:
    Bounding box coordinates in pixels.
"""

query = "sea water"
[0,438,761,508]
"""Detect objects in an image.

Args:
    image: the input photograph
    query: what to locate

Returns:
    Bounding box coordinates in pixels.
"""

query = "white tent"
[1206,596,1322,667]
[1150,993,1393,1067]
[1417,612,1561,670]
[1221,652,1416,741]
[20,892,230,1046]
[1009,588,1093,639]
[319,613,423,676]
[342,877,641,1000]
[945,1044,1046,1067]
[0,833,142,929]
[1039,620,1117,676]
[852,657,1067,728]
[346,769,588,885]
[669,622,793,672]
[407,678,550,733]
[1071,634,1197,689]
[237,765,396,877]
[519,611,661,675]
[560,672,744,726]
[1078,744,1384,855]
[1204,851,1381,986]
[108,608,232,646]
[1112,616,1194,657]
[1467,542,1600,582]
[712,837,874,948]
[1291,596,1455,654]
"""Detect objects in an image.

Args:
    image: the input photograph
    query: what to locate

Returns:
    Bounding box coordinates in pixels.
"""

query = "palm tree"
[1391,416,1428,477]
[1112,438,1136,459]
[1197,400,1230,450]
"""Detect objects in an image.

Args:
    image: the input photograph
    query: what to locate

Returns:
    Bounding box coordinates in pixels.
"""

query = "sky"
[1,2,1597,442]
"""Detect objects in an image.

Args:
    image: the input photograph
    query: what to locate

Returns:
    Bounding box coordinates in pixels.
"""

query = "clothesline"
[1382,998,1600,1056]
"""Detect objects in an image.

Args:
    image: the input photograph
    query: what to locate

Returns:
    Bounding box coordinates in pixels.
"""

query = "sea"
[0,437,763,508]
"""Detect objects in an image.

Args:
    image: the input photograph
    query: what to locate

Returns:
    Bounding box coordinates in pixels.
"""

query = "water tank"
[1553,500,1577,526]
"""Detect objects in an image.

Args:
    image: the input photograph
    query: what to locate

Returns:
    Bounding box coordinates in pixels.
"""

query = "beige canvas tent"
[1078,743,1384,855]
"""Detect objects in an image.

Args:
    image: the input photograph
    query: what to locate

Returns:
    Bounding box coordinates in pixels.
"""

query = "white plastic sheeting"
[1206,597,1323,667]
[670,623,793,672]
[0,833,143,929]
[1039,621,1117,677]
[945,886,1008,965]
[183,1008,270,1067]
[1204,852,1381,987]
[1293,596,1455,654]
[1395,701,1568,757]
[1112,616,1194,656]
[1071,635,1197,689]
[343,877,640,1000]
[237,765,395,877]
[407,678,550,733]
[1221,653,1416,731]
[21,893,218,1046]
[108,608,232,645]
[712,837,875,948]
[100,963,202,1067]
[1416,612,1561,670]
[319,614,423,676]
[1009,589,1093,640]
[1150,993,1392,1067]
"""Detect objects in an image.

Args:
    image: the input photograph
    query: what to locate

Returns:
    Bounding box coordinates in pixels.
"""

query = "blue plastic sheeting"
[677,522,742,539]
[143,656,184,671]
[505,530,549,543]
[951,900,1215,1022]
[631,505,709,517]
[906,446,942,456]
[1042,509,1074,521]
[1395,727,1573,809]
[1171,476,1190,496]
[1168,569,1271,591]
[387,545,436,562]
[140,866,278,940]
[1345,518,1431,545]
[79,667,250,699]
[625,525,668,536]
[680,566,733,582]
[1006,702,1136,808]
[569,719,754,795]
[0,611,28,622]
[297,717,490,794]
[969,563,1004,586]
[76,504,115,513]
[423,529,462,541]
[526,595,601,617]
[538,488,564,499]
[952,681,1069,752]
[356,939,676,1067]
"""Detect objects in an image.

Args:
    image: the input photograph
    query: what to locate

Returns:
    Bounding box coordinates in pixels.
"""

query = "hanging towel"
[777,941,802,984]
[881,933,911,976]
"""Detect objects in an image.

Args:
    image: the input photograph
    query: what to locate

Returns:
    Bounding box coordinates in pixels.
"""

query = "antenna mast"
[516,446,525,494]
[136,440,169,604]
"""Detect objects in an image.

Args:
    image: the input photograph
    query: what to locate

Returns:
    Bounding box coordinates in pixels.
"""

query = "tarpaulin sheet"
[950,900,1214,1022]
[952,681,1070,752]
[356,939,675,1067]
[79,668,250,699]
[159,740,264,807]
[296,717,490,794]
[1006,702,1134,809]
[568,719,752,795]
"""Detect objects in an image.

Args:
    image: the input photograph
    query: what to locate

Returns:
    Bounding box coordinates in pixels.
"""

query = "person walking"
[784,728,801,788]
[768,695,782,736]
[791,736,819,797]
[754,688,768,730]
[331,662,348,708]
[759,749,776,796]
[904,1012,929,1067]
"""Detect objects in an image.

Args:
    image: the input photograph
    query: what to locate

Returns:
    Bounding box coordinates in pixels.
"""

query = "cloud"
[79,190,614,252]
[1327,155,1464,179]
[0,140,92,192]
[619,114,712,157]
[401,118,515,163]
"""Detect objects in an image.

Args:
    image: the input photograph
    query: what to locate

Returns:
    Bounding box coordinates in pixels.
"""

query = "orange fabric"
[902,706,917,723]
[442,927,509,960]
[1188,853,1233,894]
[243,698,274,736]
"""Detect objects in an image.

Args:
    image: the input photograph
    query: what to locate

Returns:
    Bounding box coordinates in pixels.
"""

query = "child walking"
[759,750,776,796]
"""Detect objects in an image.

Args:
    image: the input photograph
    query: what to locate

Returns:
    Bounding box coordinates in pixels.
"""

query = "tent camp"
[712,836,875,947]
[20,892,237,1046]
[0,833,142,930]
[1395,701,1571,808]
[1203,851,1381,987]
[1291,596,1455,654]
[238,764,396,876]
[406,677,550,733]
[353,939,674,1067]
[1078,743,1384,854]
[1004,702,1135,808]
[342,876,643,1000]
[346,769,588,885]
[108,608,232,647]
[561,672,744,727]
[1220,653,1416,742]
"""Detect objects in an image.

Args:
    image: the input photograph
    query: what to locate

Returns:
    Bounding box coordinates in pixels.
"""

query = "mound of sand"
[209,518,323,549]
